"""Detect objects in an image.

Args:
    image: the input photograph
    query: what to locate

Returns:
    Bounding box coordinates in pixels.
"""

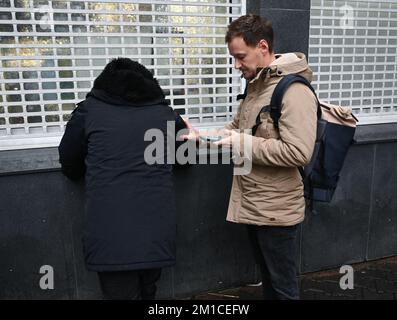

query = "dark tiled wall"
[247,0,311,57]
[367,142,397,260]
[1,136,397,297]
[0,160,256,299]
[301,144,374,272]
[301,140,397,273]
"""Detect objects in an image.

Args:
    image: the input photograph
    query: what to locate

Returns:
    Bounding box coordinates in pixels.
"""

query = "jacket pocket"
[254,116,280,140]
[265,118,280,139]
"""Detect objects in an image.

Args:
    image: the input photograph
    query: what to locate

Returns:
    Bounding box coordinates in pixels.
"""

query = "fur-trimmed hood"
[90,58,166,106]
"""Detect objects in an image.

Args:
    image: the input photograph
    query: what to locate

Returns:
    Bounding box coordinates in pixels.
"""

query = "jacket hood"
[253,52,313,83]
[90,58,166,106]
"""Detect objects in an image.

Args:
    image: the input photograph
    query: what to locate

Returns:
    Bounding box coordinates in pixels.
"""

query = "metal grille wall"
[0,0,245,150]
[309,0,397,125]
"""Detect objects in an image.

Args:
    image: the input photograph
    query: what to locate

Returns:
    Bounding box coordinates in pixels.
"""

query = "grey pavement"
[190,256,397,300]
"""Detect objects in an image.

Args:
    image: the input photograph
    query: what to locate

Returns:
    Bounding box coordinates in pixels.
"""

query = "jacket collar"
[87,88,168,107]
[249,52,313,84]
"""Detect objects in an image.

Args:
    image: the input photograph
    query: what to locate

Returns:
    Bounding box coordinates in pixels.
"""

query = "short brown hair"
[225,14,274,52]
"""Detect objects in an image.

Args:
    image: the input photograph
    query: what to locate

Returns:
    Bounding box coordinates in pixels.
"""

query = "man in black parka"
[58,58,186,300]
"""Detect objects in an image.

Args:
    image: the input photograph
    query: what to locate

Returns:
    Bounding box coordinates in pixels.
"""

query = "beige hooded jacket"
[225,52,318,226]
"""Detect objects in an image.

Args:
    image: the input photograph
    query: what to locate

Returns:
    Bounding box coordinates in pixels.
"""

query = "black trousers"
[98,268,162,300]
[247,224,300,300]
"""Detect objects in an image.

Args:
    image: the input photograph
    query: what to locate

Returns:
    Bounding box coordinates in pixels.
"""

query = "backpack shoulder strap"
[236,82,248,101]
[270,74,320,129]
[251,105,271,136]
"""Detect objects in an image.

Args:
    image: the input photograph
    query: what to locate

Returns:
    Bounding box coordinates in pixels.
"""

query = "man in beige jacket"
[184,14,317,299]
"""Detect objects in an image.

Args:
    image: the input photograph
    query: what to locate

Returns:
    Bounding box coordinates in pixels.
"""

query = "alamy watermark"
[143,122,252,175]
[339,5,355,30]
[34,4,54,32]
[339,265,354,290]
[39,265,54,290]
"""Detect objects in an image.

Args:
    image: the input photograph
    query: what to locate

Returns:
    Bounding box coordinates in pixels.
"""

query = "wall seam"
[365,144,377,260]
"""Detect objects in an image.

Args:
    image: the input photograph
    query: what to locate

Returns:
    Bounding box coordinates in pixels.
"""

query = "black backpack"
[250,74,358,204]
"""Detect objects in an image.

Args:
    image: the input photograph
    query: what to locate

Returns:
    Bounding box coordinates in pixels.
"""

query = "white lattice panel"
[0,0,245,150]
[309,0,397,125]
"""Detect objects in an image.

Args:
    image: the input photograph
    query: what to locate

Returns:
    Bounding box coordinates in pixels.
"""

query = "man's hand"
[180,118,200,141]
[180,119,229,143]
[213,129,237,147]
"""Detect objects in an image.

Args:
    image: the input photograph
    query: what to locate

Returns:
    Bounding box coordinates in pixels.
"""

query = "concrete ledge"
[0,147,60,176]
[0,122,396,175]
[354,123,397,145]
[1,135,396,297]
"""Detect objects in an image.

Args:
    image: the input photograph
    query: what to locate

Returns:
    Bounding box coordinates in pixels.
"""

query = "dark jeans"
[98,268,162,300]
[247,224,300,300]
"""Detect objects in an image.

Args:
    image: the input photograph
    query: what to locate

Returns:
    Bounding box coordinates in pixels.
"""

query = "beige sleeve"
[234,83,318,167]
[224,101,242,130]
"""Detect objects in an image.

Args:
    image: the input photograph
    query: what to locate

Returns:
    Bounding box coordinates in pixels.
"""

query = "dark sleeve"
[58,104,88,181]
[173,111,187,146]
[174,111,187,140]
[173,111,191,167]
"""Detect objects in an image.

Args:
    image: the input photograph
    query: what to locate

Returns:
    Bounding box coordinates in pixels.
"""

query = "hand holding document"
[213,129,237,147]
[180,118,231,146]
[180,118,200,141]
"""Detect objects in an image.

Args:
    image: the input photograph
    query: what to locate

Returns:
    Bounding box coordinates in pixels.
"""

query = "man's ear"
[258,39,270,55]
